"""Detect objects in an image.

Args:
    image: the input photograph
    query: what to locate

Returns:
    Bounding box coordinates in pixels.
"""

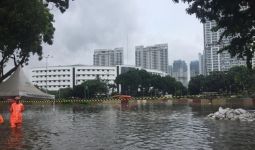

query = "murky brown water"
[0,103,255,150]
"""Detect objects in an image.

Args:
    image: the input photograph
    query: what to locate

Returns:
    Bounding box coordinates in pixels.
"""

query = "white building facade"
[135,44,168,73]
[93,48,123,66]
[31,65,167,91]
[31,65,116,91]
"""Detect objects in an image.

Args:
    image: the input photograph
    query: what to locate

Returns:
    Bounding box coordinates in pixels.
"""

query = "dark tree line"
[188,66,255,95]
[49,78,108,99]
[115,69,187,97]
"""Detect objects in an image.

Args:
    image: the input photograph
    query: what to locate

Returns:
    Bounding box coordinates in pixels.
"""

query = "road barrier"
[0,96,169,104]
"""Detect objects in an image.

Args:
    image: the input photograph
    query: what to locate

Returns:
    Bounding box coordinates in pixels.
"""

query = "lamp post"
[58,75,61,99]
[84,85,88,99]
[45,55,53,94]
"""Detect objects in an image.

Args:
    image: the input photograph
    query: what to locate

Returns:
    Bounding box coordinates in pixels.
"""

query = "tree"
[159,76,177,95]
[205,71,227,92]
[188,66,255,95]
[115,69,187,96]
[227,66,249,93]
[175,81,187,96]
[173,0,255,69]
[79,79,108,98]
[188,75,205,95]
[115,69,144,96]
[59,88,73,99]
[0,0,70,82]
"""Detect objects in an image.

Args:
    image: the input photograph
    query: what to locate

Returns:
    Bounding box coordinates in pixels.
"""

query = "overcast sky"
[26,0,203,71]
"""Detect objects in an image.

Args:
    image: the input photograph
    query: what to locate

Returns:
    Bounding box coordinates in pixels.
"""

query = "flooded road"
[0,103,255,150]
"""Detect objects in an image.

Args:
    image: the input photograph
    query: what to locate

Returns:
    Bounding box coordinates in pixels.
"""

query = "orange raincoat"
[10,102,24,128]
[0,114,4,124]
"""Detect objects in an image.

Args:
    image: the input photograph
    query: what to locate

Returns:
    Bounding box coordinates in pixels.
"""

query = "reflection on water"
[0,103,255,150]
[4,128,24,150]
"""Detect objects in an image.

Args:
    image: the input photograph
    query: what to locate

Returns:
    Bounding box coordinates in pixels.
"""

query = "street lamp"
[58,75,61,99]
[44,55,53,94]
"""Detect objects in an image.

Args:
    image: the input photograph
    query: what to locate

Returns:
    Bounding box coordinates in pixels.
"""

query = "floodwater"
[0,102,255,150]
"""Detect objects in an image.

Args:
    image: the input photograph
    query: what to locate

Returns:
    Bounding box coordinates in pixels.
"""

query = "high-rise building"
[93,48,123,66]
[172,60,188,87]
[135,44,168,73]
[167,65,173,76]
[198,53,205,75]
[203,20,246,74]
[190,60,199,78]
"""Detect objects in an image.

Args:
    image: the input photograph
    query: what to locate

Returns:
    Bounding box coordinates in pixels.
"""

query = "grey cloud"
[27,0,203,71]
[53,0,139,52]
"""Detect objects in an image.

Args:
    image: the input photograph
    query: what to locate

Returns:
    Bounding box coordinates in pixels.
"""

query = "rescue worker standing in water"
[10,96,24,128]
[0,114,3,125]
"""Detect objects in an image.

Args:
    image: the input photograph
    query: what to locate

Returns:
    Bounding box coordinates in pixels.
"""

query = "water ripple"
[0,104,255,150]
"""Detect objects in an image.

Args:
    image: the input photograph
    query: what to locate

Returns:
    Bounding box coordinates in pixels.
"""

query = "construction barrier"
[0,96,170,104]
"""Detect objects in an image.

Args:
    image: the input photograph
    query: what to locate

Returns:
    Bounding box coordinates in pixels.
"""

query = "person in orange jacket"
[0,114,4,124]
[9,96,24,128]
